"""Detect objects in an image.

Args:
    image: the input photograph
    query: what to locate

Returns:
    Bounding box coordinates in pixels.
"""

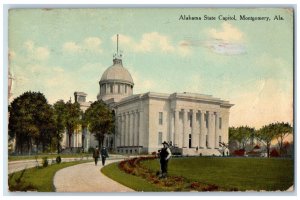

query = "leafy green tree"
[64,101,81,148]
[53,100,67,153]
[85,100,114,148]
[256,124,277,158]
[273,122,293,155]
[8,91,54,153]
[229,126,255,150]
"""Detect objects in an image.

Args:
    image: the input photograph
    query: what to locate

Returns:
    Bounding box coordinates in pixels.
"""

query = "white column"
[127,112,131,146]
[169,110,174,144]
[130,111,134,146]
[138,110,143,147]
[117,115,121,146]
[134,111,138,146]
[199,111,206,148]
[174,109,180,147]
[191,110,198,148]
[122,114,125,146]
[183,109,189,148]
[211,112,216,149]
[207,111,215,149]
[124,113,129,146]
[215,112,220,149]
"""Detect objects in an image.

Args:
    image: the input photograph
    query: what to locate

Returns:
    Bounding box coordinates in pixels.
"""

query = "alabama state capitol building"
[68,47,233,156]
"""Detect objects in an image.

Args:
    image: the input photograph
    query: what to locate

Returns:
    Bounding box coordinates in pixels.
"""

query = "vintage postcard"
[7,7,294,194]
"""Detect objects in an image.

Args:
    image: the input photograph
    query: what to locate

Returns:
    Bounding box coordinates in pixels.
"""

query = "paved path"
[53,160,135,192]
[8,157,93,174]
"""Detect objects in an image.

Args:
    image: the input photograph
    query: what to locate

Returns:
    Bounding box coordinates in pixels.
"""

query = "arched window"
[110,84,113,93]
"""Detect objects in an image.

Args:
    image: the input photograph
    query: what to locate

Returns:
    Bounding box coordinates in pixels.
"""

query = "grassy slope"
[8,161,89,192]
[142,157,294,191]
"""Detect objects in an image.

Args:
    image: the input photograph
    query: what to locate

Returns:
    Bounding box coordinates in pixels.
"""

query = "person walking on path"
[159,141,172,178]
[93,146,100,166]
[101,146,109,166]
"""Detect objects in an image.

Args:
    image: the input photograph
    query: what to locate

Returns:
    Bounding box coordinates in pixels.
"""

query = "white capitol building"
[63,42,233,156]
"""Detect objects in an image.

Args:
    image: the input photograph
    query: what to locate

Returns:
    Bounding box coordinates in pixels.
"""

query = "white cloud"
[23,40,50,60]
[111,33,191,57]
[205,23,246,55]
[209,22,244,42]
[63,42,81,53]
[63,37,103,53]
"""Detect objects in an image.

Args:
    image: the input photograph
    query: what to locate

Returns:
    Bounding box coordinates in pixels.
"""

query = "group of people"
[93,146,109,166]
[92,141,172,179]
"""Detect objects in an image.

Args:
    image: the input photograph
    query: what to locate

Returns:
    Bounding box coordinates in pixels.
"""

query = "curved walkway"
[53,160,135,192]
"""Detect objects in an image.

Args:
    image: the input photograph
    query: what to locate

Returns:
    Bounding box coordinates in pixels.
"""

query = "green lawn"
[142,157,294,191]
[8,161,89,192]
[103,157,294,192]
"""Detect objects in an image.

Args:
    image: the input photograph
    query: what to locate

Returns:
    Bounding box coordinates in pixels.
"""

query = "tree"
[8,91,54,154]
[273,122,293,155]
[64,101,81,148]
[85,100,114,148]
[255,124,277,158]
[229,126,255,150]
[53,100,67,153]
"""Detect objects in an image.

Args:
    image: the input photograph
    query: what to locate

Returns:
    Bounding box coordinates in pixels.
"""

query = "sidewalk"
[53,159,135,192]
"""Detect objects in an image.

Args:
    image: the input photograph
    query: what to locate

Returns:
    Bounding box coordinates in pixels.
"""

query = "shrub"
[270,149,280,157]
[88,147,95,154]
[56,156,62,164]
[232,149,245,156]
[42,157,48,167]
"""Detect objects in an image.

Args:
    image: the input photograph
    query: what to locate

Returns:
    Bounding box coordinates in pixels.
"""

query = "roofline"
[113,92,234,108]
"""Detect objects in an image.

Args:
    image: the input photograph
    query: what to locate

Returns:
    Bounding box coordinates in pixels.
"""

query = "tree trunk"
[267,143,270,158]
[57,131,60,154]
[69,132,72,148]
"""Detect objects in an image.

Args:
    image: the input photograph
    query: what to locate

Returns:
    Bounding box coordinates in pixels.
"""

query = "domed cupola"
[97,35,134,102]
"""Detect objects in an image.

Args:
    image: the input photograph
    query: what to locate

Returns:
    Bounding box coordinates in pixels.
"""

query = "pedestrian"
[93,146,100,166]
[159,141,172,178]
[101,146,109,166]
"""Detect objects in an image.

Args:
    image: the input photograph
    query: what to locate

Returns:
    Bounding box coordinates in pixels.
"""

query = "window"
[158,132,163,145]
[159,112,163,125]
[125,85,127,93]
[219,117,222,129]
[206,135,208,147]
[110,84,113,93]
[118,84,121,93]
[103,84,106,94]
[189,113,192,127]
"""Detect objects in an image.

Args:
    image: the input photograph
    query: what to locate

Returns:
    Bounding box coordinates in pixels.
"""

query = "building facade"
[93,52,233,156]
[62,49,233,155]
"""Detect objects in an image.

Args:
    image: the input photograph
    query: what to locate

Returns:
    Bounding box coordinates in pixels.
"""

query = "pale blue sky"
[8,8,293,128]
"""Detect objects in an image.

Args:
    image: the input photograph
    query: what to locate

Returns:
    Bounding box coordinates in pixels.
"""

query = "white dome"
[100,59,134,85]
